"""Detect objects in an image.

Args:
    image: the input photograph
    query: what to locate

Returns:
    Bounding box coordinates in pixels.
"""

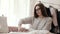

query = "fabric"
[18,17,52,31]
[49,7,58,26]
[57,12,60,27]
[45,7,52,17]
[46,7,60,33]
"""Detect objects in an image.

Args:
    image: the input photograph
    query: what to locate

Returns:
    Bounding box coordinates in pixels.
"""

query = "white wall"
[30,0,38,16]
[0,0,9,16]
[7,0,30,27]
[0,0,1,12]
[14,0,30,19]
[30,0,60,16]
[38,0,60,11]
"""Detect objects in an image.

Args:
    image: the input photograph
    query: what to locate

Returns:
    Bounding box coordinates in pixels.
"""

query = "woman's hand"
[19,27,29,32]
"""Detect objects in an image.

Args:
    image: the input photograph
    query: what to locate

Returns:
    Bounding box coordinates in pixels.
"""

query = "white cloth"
[50,7,58,26]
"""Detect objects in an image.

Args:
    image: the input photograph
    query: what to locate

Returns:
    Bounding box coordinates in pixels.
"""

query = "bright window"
[0,0,30,27]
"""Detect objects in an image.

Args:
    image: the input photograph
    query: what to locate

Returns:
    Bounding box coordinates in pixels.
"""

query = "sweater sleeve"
[18,17,33,31]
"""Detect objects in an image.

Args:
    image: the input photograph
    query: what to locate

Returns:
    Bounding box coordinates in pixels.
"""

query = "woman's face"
[36,6,42,16]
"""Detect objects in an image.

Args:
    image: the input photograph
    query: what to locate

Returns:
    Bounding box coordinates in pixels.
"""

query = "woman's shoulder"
[46,17,52,20]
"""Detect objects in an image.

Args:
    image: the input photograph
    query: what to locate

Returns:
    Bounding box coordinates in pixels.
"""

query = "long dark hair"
[34,3,48,18]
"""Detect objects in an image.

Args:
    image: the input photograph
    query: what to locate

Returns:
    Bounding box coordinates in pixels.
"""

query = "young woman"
[18,3,52,32]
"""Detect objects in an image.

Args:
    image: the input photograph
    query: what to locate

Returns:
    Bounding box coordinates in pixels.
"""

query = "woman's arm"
[18,17,33,32]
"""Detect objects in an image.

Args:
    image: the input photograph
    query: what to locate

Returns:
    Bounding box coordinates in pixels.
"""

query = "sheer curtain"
[0,0,30,27]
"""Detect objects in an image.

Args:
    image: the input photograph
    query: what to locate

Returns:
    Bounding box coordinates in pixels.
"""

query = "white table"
[0,33,54,34]
[0,30,54,34]
[0,33,8,34]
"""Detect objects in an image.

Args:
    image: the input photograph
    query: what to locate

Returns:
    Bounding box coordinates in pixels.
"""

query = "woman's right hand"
[19,27,29,32]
